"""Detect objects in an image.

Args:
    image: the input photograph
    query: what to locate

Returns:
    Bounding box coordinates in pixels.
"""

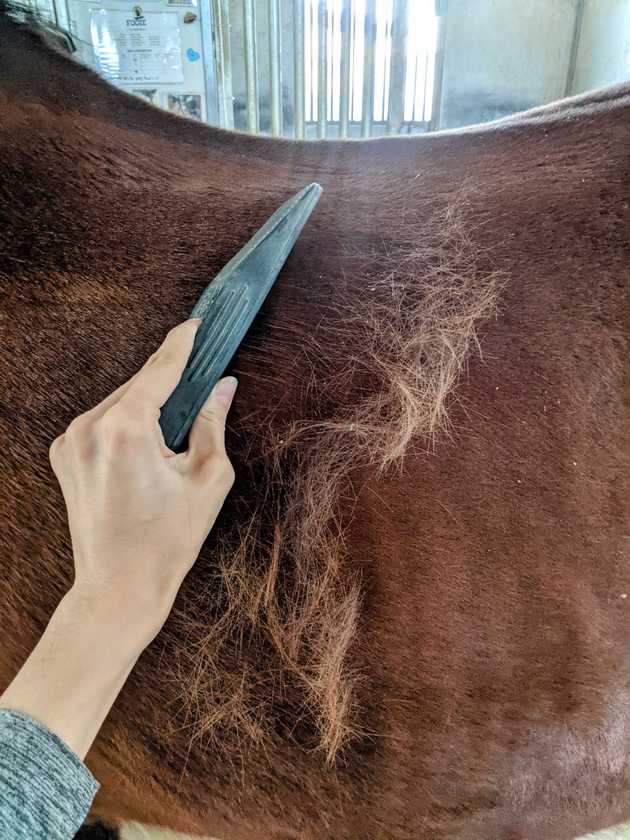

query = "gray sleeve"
[0,708,99,839]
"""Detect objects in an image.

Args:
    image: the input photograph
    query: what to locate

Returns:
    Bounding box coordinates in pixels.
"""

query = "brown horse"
[1,10,630,840]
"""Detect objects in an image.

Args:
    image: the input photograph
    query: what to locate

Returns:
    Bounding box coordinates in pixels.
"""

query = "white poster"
[90,8,184,85]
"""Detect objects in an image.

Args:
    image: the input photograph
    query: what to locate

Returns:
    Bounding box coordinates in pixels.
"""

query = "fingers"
[50,319,202,462]
[187,376,238,473]
[69,319,202,426]
[119,319,202,413]
[80,369,143,424]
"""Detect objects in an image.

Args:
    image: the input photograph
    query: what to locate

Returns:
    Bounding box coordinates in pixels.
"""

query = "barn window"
[302,0,438,136]
[17,0,441,140]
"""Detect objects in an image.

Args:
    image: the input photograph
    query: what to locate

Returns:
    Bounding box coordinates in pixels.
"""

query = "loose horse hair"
[164,198,502,763]
[3,9,630,835]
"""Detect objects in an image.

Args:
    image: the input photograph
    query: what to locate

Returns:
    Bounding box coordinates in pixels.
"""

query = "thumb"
[187,376,238,464]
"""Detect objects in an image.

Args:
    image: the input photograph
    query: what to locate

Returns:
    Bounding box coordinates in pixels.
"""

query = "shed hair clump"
[164,199,504,764]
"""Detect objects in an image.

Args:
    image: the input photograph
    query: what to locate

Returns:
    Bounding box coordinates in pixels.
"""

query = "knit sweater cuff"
[0,707,99,839]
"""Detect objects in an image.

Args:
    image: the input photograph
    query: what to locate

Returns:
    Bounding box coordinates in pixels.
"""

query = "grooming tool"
[159,182,323,453]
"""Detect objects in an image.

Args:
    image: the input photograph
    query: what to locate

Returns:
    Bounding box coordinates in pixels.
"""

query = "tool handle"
[158,322,220,453]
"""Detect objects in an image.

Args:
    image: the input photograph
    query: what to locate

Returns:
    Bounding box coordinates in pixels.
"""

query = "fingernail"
[190,317,203,326]
[215,376,238,408]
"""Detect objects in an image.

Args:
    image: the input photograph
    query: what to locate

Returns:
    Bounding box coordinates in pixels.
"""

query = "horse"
[1,9,629,839]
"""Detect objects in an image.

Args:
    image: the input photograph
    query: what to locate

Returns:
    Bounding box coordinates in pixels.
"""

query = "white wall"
[438,0,578,129]
[571,0,630,94]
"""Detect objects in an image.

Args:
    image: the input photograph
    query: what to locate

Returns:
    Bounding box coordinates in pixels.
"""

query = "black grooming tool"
[159,183,322,452]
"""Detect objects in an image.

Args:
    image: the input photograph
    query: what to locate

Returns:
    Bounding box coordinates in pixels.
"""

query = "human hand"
[0,318,237,759]
[49,318,237,645]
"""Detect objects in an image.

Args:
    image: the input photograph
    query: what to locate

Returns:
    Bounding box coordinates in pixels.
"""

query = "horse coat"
[1,12,630,840]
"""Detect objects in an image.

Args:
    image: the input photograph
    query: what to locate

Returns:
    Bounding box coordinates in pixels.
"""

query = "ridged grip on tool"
[159,287,250,452]
[158,182,322,453]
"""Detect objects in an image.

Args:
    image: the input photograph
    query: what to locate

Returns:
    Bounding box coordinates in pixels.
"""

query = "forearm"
[0,324,236,768]
[0,586,154,760]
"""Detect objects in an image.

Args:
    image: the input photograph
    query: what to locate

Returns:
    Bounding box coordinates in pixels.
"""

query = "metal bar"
[49,0,59,27]
[293,0,306,138]
[328,2,335,123]
[422,51,430,121]
[269,0,282,135]
[243,0,259,133]
[211,0,234,128]
[380,15,389,122]
[411,48,419,122]
[429,0,447,131]
[56,0,71,32]
[309,1,315,124]
[564,0,585,96]
[361,0,376,137]
[386,0,408,134]
[317,0,328,137]
[339,0,351,137]
[200,0,220,126]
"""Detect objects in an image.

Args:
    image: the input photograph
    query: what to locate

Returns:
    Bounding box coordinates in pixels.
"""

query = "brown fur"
[1,12,630,840]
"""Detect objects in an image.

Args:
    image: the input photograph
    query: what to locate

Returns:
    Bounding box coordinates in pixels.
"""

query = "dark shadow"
[73,819,120,840]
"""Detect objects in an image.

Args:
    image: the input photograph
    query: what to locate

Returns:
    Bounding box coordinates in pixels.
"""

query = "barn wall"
[227,0,295,134]
[570,0,630,94]
[57,0,630,135]
[437,0,578,129]
[226,0,585,135]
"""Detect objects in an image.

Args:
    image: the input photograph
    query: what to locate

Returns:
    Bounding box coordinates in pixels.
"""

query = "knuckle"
[204,453,234,487]
[220,457,235,487]
[63,417,95,459]
[48,435,63,465]
[153,348,179,368]
[65,415,89,440]
[98,406,143,448]
[198,405,221,426]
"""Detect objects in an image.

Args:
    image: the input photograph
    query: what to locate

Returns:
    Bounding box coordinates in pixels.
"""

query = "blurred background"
[15,0,630,138]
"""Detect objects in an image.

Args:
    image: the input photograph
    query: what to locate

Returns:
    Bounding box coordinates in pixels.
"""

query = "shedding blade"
[159,183,323,452]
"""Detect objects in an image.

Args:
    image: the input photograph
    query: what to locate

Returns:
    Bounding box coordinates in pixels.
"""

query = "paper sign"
[90,9,184,84]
